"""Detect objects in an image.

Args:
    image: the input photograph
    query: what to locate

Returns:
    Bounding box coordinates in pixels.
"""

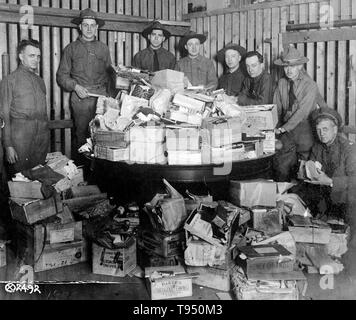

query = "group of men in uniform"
[0,8,355,273]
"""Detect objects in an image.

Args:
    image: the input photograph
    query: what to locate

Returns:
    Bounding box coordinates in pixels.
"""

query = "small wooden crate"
[15,220,86,272]
[92,237,137,277]
[10,194,63,225]
[94,145,130,162]
[8,181,44,199]
[145,265,193,300]
[93,130,129,148]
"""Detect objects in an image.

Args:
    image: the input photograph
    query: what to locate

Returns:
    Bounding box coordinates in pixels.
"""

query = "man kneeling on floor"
[291,107,356,273]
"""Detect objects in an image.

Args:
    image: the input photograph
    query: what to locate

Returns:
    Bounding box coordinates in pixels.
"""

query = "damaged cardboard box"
[92,237,137,277]
[201,116,243,148]
[10,194,63,225]
[236,244,295,277]
[242,104,278,131]
[8,181,44,199]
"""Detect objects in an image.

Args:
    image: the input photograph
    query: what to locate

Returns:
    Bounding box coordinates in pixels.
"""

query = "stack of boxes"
[9,179,87,272]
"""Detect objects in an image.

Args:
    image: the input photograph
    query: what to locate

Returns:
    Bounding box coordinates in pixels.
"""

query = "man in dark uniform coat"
[57,8,112,164]
[217,43,247,96]
[0,39,49,175]
[292,107,356,275]
[133,20,176,72]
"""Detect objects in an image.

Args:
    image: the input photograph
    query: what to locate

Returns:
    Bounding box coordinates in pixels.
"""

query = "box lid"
[238,244,292,259]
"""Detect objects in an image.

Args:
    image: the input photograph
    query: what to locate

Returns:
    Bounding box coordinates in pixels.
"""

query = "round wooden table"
[91,153,274,205]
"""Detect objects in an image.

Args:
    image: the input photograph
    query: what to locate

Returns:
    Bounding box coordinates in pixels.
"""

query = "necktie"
[153,50,160,72]
[289,80,297,109]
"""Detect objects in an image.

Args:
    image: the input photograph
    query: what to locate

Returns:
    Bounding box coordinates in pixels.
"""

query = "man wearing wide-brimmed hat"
[57,8,112,165]
[175,30,218,90]
[133,20,176,72]
[291,107,356,274]
[272,46,327,182]
[216,43,247,96]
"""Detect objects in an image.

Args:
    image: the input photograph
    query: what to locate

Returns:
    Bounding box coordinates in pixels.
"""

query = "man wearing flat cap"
[217,43,247,96]
[272,46,327,182]
[292,107,356,272]
[175,31,218,90]
[133,20,176,72]
[57,8,112,164]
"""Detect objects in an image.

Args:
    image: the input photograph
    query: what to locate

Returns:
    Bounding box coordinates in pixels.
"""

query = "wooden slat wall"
[0,0,189,157]
[187,0,356,141]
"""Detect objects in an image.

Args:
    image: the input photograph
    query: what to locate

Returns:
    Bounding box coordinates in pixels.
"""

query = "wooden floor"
[1,246,356,300]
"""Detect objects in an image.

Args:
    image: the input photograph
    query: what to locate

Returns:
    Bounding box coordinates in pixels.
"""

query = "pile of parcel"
[90,67,276,165]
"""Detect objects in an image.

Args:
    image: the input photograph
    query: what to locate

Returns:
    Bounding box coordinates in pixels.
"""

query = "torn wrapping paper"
[120,93,148,119]
[96,96,120,115]
[184,240,227,267]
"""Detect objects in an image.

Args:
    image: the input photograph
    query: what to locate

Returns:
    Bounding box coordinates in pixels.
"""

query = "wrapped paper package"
[184,240,227,267]
[149,89,172,115]
[120,94,148,119]
[151,69,185,94]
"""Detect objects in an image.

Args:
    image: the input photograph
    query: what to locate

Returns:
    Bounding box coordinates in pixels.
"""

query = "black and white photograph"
[0,0,355,308]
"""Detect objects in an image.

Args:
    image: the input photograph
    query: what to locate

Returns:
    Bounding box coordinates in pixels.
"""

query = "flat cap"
[311,107,343,128]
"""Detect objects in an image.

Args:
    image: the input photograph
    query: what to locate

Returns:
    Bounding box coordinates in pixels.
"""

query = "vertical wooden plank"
[8,0,18,72]
[279,6,289,55]
[349,0,356,141]
[316,2,326,98]
[196,17,204,56]
[271,7,280,63]
[247,9,255,52]
[298,4,308,54]
[117,0,125,65]
[108,0,116,65]
[232,12,239,45]
[52,0,62,152]
[72,0,80,41]
[191,18,197,32]
[29,0,40,42]
[133,0,141,56]
[307,3,317,80]
[19,0,30,40]
[140,0,148,51]
[239,10,247,50]
[217,14,224,77]
[98,0,107,45]
[155,0,162,19]
[90,0,98,11]
[182,0,188,15]
[169,0,176,55]
[0,0,7,79]
[41,0,51,120]
[162,0,169,51]
[203,16,210,60]
[337,0,350,122]
[176,0,183,59]
[81,0,89,9]
[327,0,338,108]
[210,15,218,78]
[125,0,132,66]
[225,13,232,46]
[255,9,263,55]
[263,8,271,72]
[61,0,72,158]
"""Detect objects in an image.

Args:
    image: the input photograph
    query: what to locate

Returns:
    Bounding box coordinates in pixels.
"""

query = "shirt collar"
[78,36,97,44]
[188,54,203,62]
[18,64,36,75]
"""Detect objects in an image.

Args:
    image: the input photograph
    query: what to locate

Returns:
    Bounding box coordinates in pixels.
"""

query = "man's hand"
[304,170,333,187]
[6,147,18,164]
[275,127,286,135]
[74,84,89,99]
